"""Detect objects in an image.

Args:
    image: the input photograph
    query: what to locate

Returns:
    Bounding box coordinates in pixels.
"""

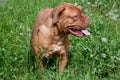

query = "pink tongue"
[81,29,90,35]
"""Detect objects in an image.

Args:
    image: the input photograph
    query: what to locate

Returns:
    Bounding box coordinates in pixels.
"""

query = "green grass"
[0,0,120,80]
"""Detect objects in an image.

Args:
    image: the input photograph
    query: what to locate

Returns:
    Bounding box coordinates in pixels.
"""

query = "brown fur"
[31,3,90,72]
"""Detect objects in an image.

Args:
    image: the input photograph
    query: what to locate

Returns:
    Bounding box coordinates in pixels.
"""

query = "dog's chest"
[38,25,58,48]
[42,40,63,57]
[38,24,67,57]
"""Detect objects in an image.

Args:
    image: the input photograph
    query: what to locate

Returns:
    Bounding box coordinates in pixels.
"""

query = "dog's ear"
[51,6,65,24]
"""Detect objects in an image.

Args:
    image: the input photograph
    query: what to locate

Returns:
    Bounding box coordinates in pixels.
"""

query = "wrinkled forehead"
[64,5,82,15]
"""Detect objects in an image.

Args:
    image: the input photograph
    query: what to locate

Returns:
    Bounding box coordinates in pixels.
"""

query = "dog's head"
[51,3,90,37]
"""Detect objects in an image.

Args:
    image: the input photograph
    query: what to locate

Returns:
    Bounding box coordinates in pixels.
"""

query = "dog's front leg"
[59,53,68,72]
[36,55,44,70]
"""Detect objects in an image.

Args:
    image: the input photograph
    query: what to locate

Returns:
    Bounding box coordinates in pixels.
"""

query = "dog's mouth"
[68,28,90,37]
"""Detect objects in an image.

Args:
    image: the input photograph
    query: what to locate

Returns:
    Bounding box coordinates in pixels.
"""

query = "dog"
[31,3,90,72]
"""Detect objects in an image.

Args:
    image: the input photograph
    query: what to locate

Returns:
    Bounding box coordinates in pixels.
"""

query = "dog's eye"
[72,14,79,20]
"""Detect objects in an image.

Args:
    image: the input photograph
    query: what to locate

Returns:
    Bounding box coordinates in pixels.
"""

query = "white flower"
[106,9,119,21]
[101,53,106,58]
[91,4,98,7]
[111,14,119,21]
[20,33,23,35]
[74,3,78,6]
[84,9,88,13]
[87,2,91,5]
[101,37,107,42]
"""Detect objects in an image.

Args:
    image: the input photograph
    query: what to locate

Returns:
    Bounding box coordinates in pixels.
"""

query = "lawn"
[0,0,120,80]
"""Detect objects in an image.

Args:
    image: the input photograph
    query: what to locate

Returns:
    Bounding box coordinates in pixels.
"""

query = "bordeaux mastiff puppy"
[31,3,90,72]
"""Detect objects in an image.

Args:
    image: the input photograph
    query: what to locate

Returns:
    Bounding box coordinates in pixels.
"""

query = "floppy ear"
[51,6,65,24]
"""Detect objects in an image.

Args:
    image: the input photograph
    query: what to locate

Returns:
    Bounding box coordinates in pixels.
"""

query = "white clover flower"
[106,9,119,21]
[9,7,13,10]
[91,4,98,7]
[108,11,113,15]
[74,2,78,6]
[101,53,106,58]
[110,56,115,59]
[101,37,107,42]
[87,2,91,5]
[111,14,119,21]
[20,33,23,35]
[98,2,102,5]
[100,21,104,24]
[84,9,88,13]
